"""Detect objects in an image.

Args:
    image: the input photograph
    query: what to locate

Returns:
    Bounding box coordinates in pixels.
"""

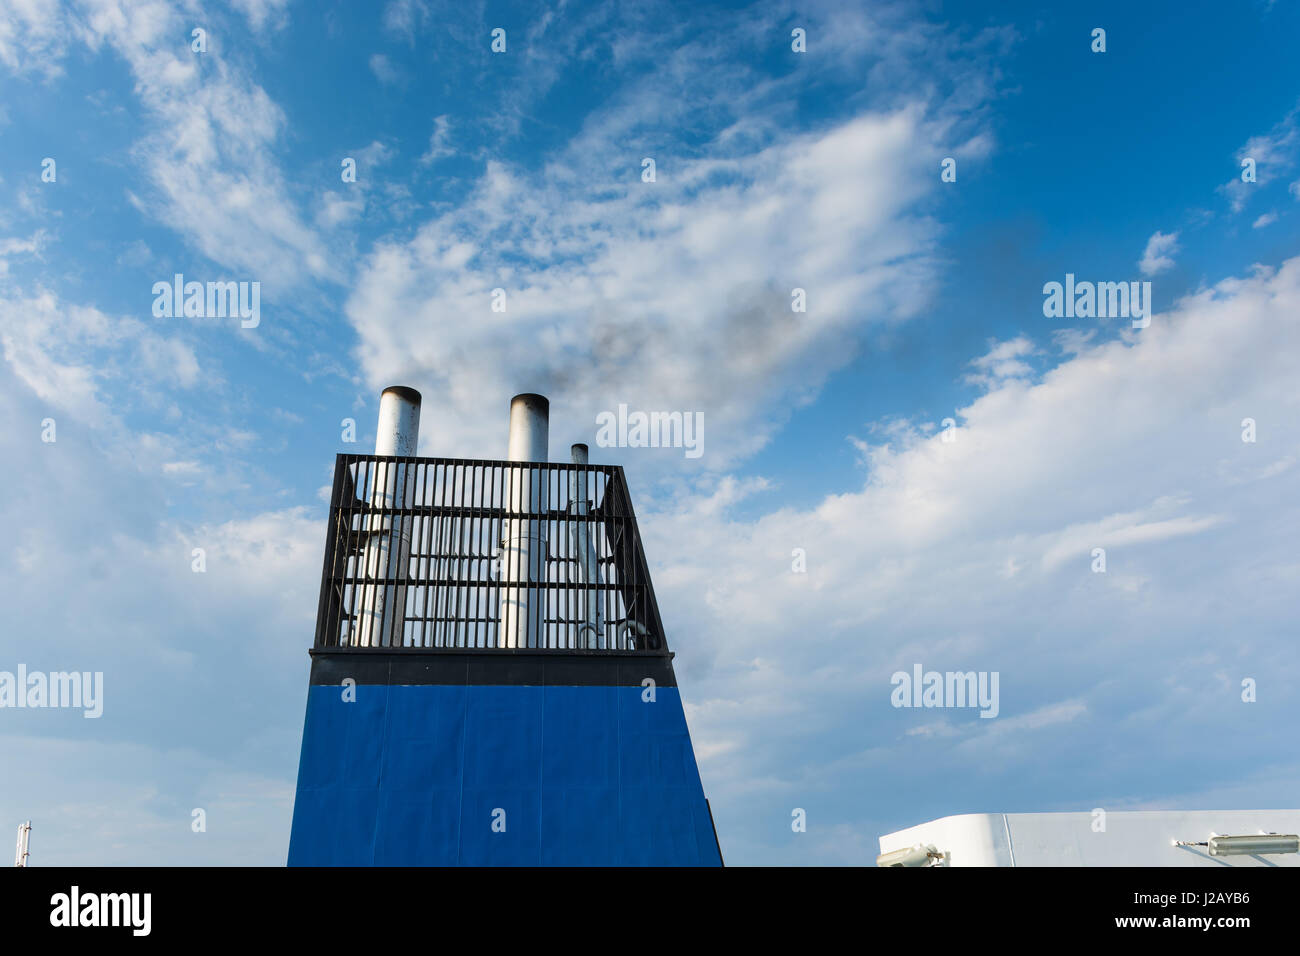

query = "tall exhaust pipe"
[500,394,549,648]
[568,443,604,649]
[355,386,421,647]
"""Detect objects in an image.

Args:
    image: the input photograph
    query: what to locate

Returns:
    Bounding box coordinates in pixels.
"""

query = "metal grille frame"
[313,454,668,653]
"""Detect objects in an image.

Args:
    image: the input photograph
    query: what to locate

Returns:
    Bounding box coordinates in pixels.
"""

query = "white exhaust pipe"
[500,394,549,648]
[568,443,604,649]
[355,386,421,647]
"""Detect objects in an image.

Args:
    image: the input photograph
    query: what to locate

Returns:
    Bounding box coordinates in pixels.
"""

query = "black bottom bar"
[4,865,1290,941]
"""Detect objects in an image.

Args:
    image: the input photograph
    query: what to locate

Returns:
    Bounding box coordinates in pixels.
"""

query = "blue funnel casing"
[288,454,722,866]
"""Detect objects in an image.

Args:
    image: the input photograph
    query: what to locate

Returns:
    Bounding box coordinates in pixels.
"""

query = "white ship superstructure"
[878,809,1300,866]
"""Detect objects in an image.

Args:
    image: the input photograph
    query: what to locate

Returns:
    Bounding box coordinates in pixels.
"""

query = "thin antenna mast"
[14,822,30,867]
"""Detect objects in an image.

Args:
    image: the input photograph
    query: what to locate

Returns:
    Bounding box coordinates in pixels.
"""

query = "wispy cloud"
[1139,229,1180,276]
[419,114,455,165]
[73,0,335,288]
[964,337,1036,388]
[368,52,402,85]
[1221,103,1300,211]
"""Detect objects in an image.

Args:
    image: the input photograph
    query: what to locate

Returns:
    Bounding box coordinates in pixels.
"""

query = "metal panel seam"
[370,665,393,864]
[538,662,545,864]
[616,673,624,866]
[455,670,469,865]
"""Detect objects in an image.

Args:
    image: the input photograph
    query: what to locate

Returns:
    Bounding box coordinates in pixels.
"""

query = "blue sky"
[1,0,1298,865]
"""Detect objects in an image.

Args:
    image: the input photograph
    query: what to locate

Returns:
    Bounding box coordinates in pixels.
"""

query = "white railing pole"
[568,443,604,649]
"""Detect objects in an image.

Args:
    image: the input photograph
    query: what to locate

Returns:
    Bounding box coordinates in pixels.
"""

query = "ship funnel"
[291,390,722,865]
[355,386,421,647]
[500,394,549,647]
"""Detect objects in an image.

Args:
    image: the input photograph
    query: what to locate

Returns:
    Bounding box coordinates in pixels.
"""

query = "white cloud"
[316,190,364,228]
[0,228,47,276]
[1037,509,1225,572]
[1221,104,1300,212]
[347,106,970,468]
[964,336,1036,388]
[368,52,401,85]
[0,495,318,863]
[0,337,322,864]
[0,0,66,78]
[382,0,432,40]
[1253,211,1278,228]
[1139,229,1180,276]
[69,0,335,289]
[0,231,46,256]
[0,288,204,430]
[419,114,454,165]
[229,0,291,32]
[646,257,1300,855]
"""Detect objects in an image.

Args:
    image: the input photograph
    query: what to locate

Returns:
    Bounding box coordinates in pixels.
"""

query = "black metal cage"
[313,455,668,652]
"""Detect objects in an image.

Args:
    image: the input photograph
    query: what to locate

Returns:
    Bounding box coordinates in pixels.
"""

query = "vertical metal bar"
[419,460,432,648]
[493,462,503,648]
[472,463,481,647]
[440,460,453,646]
[479,462,488,648]
[313,456,342,647]
[355,457,371,646]
[433,460,447,647]
[411,460,424,647]
[487,460,500,648]
[454,463,466,649]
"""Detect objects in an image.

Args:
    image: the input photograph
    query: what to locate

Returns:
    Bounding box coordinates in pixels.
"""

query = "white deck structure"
[878,809,1300,866]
